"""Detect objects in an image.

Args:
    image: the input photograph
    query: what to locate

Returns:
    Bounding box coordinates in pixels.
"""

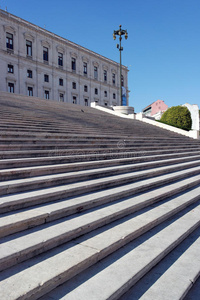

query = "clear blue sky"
[1,0,200,112]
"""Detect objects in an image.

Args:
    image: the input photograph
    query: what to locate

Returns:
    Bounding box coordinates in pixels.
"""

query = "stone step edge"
[1,154,200,181]
[1,174,200,239]
[0,196,199,300]
[1,166,200,214]
[47,205,200,300]
[1,159,200,196]
[1,150,200,170]
[0,147,199,162]
[138,235,200,300]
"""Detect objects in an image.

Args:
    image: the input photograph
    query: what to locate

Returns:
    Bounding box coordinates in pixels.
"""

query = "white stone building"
[0,9,129,107]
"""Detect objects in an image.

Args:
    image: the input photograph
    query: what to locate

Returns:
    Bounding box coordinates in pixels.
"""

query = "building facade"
[0,9,129,107]
[142,100,168,119]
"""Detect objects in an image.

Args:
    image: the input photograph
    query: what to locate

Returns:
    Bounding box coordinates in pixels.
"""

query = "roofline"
[0,9,128,71]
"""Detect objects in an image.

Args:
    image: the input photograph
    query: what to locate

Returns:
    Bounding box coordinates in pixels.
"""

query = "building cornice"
[0,9,128,71]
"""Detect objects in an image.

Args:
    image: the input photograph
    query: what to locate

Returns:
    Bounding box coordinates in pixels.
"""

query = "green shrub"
[160,106,192,131]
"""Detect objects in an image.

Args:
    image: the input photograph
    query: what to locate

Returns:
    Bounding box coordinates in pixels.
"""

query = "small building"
[142,100,168,119]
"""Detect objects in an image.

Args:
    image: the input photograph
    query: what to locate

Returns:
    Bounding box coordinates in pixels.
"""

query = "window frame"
[28,86,33,96]
[44,74,49,82]
[26,40,32,57]
[94,66,98,80]
[8,82,14,93]
[83,62,87,75]
[8,64,14,73]
[27,69,33,78]
[43,46,49,62]
[6,32,13,50]
[59,78,63,86]
[58,52,63,67]
[71,57,76,71]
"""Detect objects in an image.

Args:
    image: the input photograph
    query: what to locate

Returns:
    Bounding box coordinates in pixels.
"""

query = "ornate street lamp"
[113,25,128,106]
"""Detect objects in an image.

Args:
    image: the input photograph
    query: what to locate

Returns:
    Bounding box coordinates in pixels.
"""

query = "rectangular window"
[104,70,107,82]
[84,99,88,106]
[58,52,63,66]
[72,96,77,104]
[84,85,88,92]
[44,74,49,82]
[8,82,14,93]
[27,69,33,78]
[94,66,98,80]
[71,58,76,71]
[28,87,33,96]
[6,32,13,50]
[112,73,115,85]
[95,88,98,95]
[44,90,49,99]
[26,40,32,56]
[59,93,64,102]
[104,91,107,97]
[59,78,63,86]
[43,47,48,62]
[83,62,87,75]
[8,64,14,73]
[72,82,76,89]
[113,93,116,99]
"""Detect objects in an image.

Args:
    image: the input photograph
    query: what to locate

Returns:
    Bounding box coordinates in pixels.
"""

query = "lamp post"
[113,25,128,106]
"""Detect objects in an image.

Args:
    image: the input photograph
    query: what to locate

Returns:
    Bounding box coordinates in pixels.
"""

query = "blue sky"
[1,0,199,112]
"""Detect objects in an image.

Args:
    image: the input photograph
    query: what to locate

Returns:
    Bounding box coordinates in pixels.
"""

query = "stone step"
[0,195,199,300]
[1,150,200,170]
[1,159,200,196]
[0,174,199,239]
[131,233,200,300]
[2,143,198,151]
[0,164,200,214]
[1,153,200,181]
[41,203,200,300]
[119,224,200,300]
[0,146,199,159]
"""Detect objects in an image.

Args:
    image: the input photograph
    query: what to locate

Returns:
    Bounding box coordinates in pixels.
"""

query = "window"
[72,82,76,89]
[104,70,107,82]
[44,74,49,82]
[72,96,77,104]
[95,88,98,95]
[84,99,88,106]
[44,90,49,99]
[83,62,87,75]
[94,66,98,80]
[8,82,14,93]
[71,58,76,71]
[112,73,115,85]
[113,93,116,99]
[105,102,108,106]
[84,85,88,92]
[59,78,63,86]
[104,91,107,97]
[6,33,13,50]
[59,93,64,102]
[26,40,32,56]
[43,47,48,62]
[121,75,124,86]
[27,69,32,78]
[28,87,33,96]
[58,52,63,66]
[8,64,14,73]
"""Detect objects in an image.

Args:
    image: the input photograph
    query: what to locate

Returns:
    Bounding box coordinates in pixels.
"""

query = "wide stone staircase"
[0,91,200,300]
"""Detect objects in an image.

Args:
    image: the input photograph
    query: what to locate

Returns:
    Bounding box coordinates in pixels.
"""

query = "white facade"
[0,9,129,107]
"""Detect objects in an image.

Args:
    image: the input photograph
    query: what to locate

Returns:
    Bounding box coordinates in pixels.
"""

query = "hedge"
[160,106,192,131]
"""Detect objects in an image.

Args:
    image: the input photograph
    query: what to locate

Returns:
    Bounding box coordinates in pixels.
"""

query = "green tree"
[160,106,192,131]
